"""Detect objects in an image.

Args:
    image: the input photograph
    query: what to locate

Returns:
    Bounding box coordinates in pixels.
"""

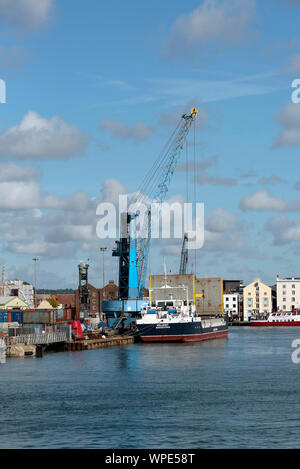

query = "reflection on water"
[1,328,300,448]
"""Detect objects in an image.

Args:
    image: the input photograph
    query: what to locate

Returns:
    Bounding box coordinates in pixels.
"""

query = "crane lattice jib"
[153,109,197,204]
[135,107,198,297]
[179,233,188,275]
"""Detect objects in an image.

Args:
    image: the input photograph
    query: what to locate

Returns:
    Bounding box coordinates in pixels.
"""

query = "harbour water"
[1,327,300,449]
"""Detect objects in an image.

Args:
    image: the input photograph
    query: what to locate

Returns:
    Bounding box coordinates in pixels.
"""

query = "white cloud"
[101,178,127,205]
[0,110,90,160]
[42,190,92,212]
[0,181,40,209]
[177,155,218,172]
[197,172,237,186]
[206,208,238,232]
[8,240,74,257]
[45,224,96,243]
[98,119,154,142]
[267,216,300,246]
[203,229,245,252]
[0,0,53,32]
[240,190,300,212]
[202,207,244,252]
[240,190,286,212]
[0,178,98,214]
[258,175,286,185]
[240,170,257,179]
[0,162,40,181]
[272,103,300,147]
[163,0,256,60]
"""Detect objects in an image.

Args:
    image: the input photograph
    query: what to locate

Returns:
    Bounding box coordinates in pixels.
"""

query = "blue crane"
[102,107,198,326]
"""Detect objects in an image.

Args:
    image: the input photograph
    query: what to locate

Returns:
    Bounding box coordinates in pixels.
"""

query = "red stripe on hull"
[140,329,228,343]
[251,321,300,327]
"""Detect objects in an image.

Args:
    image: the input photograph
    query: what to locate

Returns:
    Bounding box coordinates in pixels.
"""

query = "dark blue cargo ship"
[136,306,228,343]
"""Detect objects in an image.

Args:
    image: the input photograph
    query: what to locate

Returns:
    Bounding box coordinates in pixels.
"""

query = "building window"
[283,298,286,302]
[292,290,295,295]
[283,291,286,296]
[292,285,295,288]
[283,305,286,310]
[283,285,286,289]
[292,298,296,302]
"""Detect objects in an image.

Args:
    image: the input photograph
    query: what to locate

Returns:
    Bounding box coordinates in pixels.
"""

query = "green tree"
[47,296,59,308]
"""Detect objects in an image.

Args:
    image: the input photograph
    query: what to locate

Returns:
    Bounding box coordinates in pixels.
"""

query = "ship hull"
[251,321,300,327]
[137,318,228,343]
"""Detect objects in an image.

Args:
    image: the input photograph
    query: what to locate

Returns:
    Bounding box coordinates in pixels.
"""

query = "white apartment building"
[223,293,240,317]
[243,278,272,321]
[5,280,34,309]
[276,276,300,311]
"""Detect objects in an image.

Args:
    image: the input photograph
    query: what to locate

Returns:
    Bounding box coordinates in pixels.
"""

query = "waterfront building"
[223,280,243,293]
[223,293,240,318]
[0,296,28,310]
[243,278,272,320]
[223,280,244,319]
[276,276,300,311]
[5,280,34,309]
[75,280,119,317]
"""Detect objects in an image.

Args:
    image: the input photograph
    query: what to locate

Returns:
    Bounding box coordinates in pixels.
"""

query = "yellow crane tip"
[190,107,198,119]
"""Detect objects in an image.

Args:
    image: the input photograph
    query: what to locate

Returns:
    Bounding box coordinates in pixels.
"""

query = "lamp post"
[32,257,39,308]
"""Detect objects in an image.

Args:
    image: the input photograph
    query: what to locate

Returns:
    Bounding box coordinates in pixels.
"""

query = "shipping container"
[0,311,8,323]
[11,310,23,324]
[22,309,57,325]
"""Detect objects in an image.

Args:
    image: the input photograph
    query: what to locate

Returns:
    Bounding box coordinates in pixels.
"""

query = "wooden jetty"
[64,334,135,351]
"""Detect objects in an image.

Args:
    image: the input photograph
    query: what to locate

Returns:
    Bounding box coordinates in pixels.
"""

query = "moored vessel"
[136,301,228,342]
[250,311,300,326]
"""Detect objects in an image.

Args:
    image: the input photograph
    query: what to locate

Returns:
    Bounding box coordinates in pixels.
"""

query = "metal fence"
[5,325,71,345]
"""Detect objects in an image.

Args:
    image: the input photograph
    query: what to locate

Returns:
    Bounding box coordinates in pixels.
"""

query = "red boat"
[251,311,300,326]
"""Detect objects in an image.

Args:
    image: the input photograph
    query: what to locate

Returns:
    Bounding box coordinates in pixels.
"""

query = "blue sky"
[0,0,300,289]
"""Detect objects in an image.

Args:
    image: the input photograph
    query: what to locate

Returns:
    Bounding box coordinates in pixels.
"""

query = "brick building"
[75,280,119,316]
